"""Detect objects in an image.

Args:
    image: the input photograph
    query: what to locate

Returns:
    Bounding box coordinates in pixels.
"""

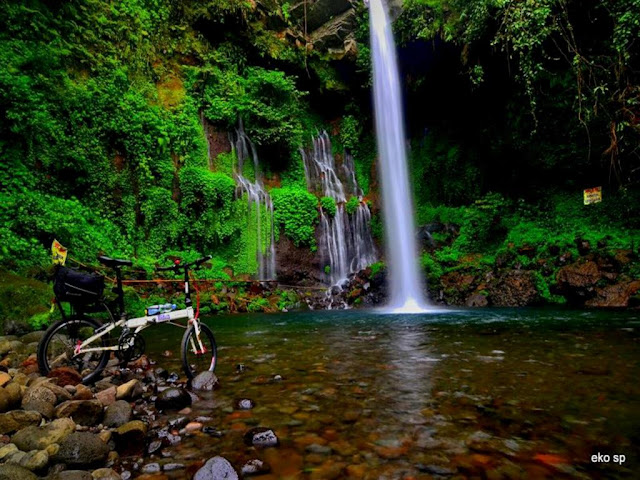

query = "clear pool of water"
[143,308,640,479]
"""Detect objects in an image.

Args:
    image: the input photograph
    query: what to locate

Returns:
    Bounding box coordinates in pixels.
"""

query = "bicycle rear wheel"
[37,317,110,384]
[181,322,217,379]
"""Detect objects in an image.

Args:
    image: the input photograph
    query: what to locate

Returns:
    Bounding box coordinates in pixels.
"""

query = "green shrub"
[320,197,337,217]
[345,196,360,215]
[271,187,319,247]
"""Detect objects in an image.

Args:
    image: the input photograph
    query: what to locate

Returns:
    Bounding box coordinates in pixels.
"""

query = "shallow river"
[143,308,639,479]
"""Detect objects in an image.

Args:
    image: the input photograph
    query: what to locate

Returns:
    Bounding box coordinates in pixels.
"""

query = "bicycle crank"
[116,332,146,363]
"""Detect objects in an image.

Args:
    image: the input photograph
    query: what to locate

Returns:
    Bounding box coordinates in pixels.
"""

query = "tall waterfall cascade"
[369,0,430,312]
[302,132,377,285]
[230,123,277,280]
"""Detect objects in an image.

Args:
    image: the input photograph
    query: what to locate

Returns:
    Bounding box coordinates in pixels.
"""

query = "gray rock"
[0,410,41,434]
[243,427,278,448]
[241,459,270,476]
[12,417,75,451]
[163,463,184,471]
[0,464,38,480]
[155,388,191,411]
[54,432,109,467]
[38,381,73,404]
[305,443,332,454]
[194,456,239,480]
[191,371,219,391]
[21,385,57,418]
[5,450,27,464]
[19,332,46,344]
[103,400,132,427]
[55,400,104,426]
[141,463,160,474]
[50,471,93,480]
[235,398,255,410]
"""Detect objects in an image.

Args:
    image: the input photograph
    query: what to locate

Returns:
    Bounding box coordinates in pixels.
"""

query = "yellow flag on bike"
[52,239,68,265]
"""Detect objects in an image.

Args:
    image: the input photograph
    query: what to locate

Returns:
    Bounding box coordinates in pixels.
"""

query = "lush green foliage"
[345,196,361,215]
[271,188,319,248]
[320,197,337,217]
[397,0,640,188]
[199,65,306,150]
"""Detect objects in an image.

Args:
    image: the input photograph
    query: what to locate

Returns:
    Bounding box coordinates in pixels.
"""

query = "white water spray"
[369,0,429,313]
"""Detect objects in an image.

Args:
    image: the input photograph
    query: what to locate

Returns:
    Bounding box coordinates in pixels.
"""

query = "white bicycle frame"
[73,306,205,356]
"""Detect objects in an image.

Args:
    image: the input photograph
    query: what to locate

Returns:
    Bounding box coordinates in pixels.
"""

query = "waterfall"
[302,132,377,285]
[230,122,277,280]
[369,0,429,312]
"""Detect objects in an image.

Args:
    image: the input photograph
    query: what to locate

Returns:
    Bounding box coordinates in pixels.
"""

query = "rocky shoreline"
[0,333,267,480]
[305,244,640,311]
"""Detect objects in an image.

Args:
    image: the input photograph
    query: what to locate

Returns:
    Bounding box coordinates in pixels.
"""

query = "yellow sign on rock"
[583,187,602,205]
[51,239,68,265]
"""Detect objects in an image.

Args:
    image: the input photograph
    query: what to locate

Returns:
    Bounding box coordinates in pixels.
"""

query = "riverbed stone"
[92,468,122,479]
[0,443,19,460]
[55,400,104,426]
[21,385,57,418]
[12,417,75,451]
[50,470,93,480]
[194,456,239,480]
[54,432,109,467]
[235,398,255,410]
[0,372,11,388]
[18,449,49,471]
[155,388,191,411]
[116,380,143,400]
[0,464,38,480]
[40,381,74,403]
[47,367,84,387]
[73,384,94,400]
[243,427,279,448]
[191,371,219,391]
[5,382,23,406]
[19,332,45,344]
[0,410,42,434]
[103,400,132,427]
[5,450,27,464]
[141,463,161,474]
[241,459,270,476]
[113,420,147,455]
[96,386,117,406]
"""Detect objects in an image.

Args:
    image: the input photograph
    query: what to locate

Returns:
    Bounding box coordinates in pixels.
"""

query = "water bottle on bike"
[146,303,177,316]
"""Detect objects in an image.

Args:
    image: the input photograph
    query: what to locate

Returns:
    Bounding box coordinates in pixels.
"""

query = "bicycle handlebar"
[156,255,212,273]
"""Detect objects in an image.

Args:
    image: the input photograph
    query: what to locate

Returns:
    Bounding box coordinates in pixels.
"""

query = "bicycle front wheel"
[181,322,217,379]
[37,317,110,384]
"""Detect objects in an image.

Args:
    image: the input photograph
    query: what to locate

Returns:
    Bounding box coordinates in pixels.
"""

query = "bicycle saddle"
[98,255,133,268]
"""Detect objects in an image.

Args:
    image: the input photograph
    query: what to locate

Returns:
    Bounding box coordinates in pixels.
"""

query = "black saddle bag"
[54,266,105,305]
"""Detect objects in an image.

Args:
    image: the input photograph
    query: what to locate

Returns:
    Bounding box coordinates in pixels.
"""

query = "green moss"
[0,271,52,334]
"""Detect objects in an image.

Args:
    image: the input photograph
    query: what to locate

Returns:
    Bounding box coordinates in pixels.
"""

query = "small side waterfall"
[369,0,429,312]
[230,123,277,280]
[302,132,377,285]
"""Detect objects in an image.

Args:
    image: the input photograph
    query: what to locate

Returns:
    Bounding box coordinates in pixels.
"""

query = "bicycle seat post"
[183,264,192,309]
[114,266,125,316]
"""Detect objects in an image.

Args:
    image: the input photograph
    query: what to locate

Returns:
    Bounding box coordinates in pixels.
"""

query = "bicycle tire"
[181,322,217,379]
[37,317,110,384]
